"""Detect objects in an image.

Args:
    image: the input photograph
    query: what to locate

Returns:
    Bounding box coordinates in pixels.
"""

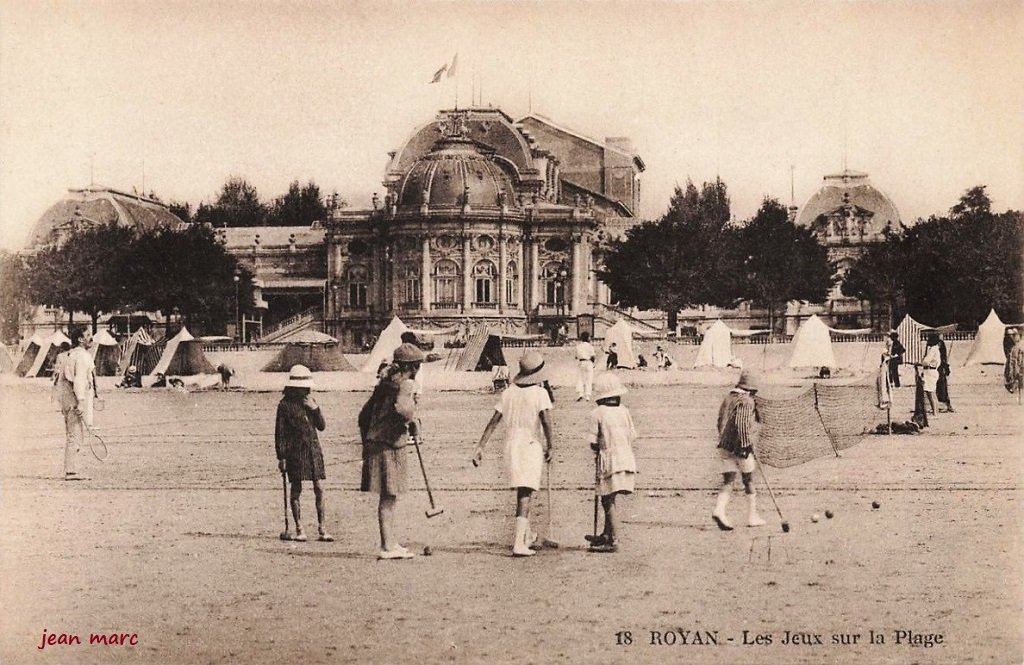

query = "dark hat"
[393,342,425,363]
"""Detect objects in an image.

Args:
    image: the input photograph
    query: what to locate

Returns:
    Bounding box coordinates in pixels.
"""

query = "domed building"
[791,169,902,328]
[322,108,644,347]
[27,185,186,247]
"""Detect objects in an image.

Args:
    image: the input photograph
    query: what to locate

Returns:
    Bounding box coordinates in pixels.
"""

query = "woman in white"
[473,351,554,557]
[920,334,941,415]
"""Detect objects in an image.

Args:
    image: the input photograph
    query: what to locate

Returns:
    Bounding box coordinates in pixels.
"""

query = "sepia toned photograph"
[1,1,1021,664]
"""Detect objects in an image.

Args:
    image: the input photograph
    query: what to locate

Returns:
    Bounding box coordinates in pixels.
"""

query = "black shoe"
[589,540,618,553]
[585,533,610,546]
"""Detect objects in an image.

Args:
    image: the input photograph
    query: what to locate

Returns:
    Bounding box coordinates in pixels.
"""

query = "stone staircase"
[254,307,321,343]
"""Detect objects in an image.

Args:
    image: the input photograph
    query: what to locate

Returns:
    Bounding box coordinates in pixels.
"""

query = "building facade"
[322,108,644,348]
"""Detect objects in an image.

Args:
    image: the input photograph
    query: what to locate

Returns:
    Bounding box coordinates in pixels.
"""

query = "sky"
[1,0,1021,250]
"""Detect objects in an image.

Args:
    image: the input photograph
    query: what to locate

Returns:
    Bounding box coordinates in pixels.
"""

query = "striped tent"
[117,327,162,376]
[895,315,929,365]
[453,327,506,371]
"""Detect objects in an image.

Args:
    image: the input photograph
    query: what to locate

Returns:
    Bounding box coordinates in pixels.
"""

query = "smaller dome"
[395,137,518,213]
[795,170,900,242]
[27,186,186,248]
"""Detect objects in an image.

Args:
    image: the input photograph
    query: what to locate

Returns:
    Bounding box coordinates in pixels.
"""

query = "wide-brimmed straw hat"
[593,373,627,401]
[393,342,426,363]
[736,369,760,392]
[285,364,314,389]
[514,351,547,386]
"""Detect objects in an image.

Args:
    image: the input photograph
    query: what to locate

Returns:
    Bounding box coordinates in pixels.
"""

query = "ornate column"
[498,230,507,313]
[571,235,584,314]
[421,235,431,312]
[462,233,473,312]
[517,237,525,312]
[529,238,540,310]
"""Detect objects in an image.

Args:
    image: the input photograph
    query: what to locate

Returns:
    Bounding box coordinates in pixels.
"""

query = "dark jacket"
[275,398,326,460]
[358,377,416,449]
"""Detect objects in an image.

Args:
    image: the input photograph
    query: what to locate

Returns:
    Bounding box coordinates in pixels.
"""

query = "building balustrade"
[431,301,462,310]
[472,302,498,309]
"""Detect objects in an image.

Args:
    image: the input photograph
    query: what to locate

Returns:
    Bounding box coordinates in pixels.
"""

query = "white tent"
[604,320,639,369]
[694,319,733,368]
[362,316,409,373]
[89,328,119,355]
[788,315,837,368]
[90,328,122,376]
[26,330,72,378]
[151,327,216,376]
[963,309,1007,366]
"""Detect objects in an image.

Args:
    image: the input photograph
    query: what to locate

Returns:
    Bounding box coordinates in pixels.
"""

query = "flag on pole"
[447,52,458,78]
[429,64,448,84]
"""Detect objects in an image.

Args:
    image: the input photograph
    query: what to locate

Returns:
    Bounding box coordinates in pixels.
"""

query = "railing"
[590,302,663,331]
[472,302,498,309]
[254,307,320,342]
[431,302,461,310]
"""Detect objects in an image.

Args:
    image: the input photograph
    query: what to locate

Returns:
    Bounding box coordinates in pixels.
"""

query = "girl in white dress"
[585,373,637,553]
[473,351,554,557]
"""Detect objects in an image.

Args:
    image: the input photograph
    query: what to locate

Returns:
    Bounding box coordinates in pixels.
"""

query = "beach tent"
[604,320,639,369]
[454,328,506,371]
[0,341,15,374]
[362,316,409,373]
[262,329,356,372]
[90,328,122,376]
[151,327,216,376]
[14,331,47,376]
[788,315,837,368]
[895,315,929,365]
[118,327,162,375]
[963,309,1007,366]
[25,330,72,378]
[694,320,733,368]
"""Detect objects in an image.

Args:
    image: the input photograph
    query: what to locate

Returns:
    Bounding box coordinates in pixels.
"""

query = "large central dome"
[395,135,518,214]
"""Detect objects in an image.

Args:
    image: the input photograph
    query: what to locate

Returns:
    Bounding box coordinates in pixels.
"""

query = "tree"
[267,180,328,226]
[0,251,33,342]
[24,225,137,331]
[597,178,738,331]
[736,197,834,334]
[167,200,193,224]
[193,177,267,227]
[129,225,253,333]
[841,225,906,330]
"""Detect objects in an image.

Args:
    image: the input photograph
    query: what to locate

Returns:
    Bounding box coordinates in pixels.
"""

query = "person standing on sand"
[1005,328,1024,399]
[358,343,424,560]
[711,370,766,531]
[473,351,554,557]
[585,373,637,553]
[275,365,330,542]
[575,331,596,401]
[886,332,905,388]
[55,327,95,481]
[921,335,941,416]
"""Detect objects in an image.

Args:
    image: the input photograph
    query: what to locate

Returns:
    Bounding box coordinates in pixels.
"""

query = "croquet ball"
[872,501,881,509]
[423,546,432,556]
[825,510,834,519]
[811,513,820,523]
[781,522,790,533]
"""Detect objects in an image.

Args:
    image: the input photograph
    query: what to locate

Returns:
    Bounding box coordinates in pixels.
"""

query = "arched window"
[347,266,368,308]
[505,261,518,305]
[542,262,568,305]
[403,264,420,306]
[474,260,497,306]
[432,259,460,306]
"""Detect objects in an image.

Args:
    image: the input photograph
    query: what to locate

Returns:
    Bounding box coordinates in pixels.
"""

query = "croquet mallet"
[411,426,444,518]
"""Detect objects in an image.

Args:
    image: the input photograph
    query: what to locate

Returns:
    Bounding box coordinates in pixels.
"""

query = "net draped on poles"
[754,380,883,468]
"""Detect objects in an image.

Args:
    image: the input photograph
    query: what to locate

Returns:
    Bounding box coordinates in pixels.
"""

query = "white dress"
[495,384,552,490]
[589,404,638,495]
[921,345,940,392]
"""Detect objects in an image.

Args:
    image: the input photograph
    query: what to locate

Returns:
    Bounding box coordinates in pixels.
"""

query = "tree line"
[168,177,346,228]
[599,181,1022,332]
[0,225,254,340]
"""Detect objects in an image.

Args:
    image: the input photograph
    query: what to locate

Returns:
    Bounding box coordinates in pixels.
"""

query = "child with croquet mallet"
[584,373,637,553]
[711,369,767,530]
[358,343,424,560]
[473,351,554,557]
[275,365,331,542]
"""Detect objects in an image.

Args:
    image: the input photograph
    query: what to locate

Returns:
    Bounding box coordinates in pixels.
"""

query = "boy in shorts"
[711,370,766,530]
